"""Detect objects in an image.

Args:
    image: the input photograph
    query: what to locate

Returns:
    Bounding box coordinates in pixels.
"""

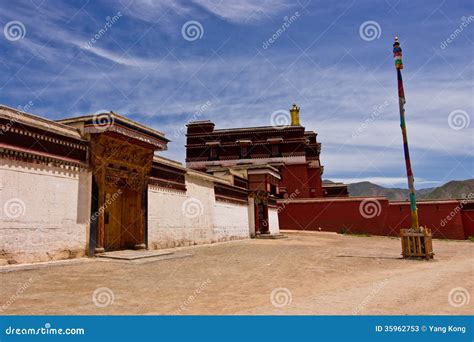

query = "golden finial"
[290,103,300,126]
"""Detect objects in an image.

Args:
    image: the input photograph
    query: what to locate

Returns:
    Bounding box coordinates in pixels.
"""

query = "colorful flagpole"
[393,36,419,230]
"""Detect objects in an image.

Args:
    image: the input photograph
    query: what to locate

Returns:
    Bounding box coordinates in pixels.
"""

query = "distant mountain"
[343,179,474,201]
[420,180,474,200]
[347,181,409,200]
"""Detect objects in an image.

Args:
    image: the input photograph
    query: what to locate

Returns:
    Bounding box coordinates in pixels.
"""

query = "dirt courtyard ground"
[1,231,473,315]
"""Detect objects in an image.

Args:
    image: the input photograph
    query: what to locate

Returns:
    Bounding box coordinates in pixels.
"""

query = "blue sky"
[1,0,472,188]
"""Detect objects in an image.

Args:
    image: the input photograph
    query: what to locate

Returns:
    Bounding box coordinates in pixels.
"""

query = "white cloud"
[116,0,292,25]
[119,0,192,24]
[0,0,471,186]
[192,0,292,23]
[74,43,153,67]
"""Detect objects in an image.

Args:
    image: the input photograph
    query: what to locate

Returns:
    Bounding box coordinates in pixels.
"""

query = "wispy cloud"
[0,0,471,186]
[192,0,293,23]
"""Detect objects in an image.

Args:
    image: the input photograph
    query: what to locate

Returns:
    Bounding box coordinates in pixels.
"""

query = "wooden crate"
[400,228,434,259]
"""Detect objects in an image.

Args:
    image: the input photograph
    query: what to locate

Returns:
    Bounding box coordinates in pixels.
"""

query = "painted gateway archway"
[57,112,168,254]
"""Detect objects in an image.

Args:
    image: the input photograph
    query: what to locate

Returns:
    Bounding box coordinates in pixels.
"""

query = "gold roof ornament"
[290,103,300,126]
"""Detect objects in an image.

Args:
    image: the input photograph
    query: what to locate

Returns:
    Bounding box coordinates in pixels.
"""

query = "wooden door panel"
[104,187,122,251]
[120,187,142,249]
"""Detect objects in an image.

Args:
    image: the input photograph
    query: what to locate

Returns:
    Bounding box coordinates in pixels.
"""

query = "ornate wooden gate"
[90,134,154,252]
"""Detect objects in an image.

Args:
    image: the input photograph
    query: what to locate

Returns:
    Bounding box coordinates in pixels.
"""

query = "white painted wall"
[0,160,254,264]
[248,198,255,237]
[268,207,280,235]
[213,201,250,241]
[0,159,91,265]
[148,174,251,249]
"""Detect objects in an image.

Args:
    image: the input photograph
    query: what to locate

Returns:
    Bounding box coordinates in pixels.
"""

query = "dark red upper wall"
[186,121,315,163]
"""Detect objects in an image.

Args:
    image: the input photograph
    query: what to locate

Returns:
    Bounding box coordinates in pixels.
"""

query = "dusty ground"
[1,231,473,315]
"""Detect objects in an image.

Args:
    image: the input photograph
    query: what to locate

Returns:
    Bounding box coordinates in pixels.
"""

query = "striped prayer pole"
[393,36,420,230]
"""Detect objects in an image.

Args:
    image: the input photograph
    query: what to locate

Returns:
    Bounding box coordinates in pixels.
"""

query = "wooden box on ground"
[400,228,434,259]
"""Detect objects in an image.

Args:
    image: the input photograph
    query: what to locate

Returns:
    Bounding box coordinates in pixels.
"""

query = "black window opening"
[209,146,219,160]
[271,144,281,157]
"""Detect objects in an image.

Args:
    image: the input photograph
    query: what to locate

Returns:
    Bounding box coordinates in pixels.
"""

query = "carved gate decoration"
[90,134,154,252]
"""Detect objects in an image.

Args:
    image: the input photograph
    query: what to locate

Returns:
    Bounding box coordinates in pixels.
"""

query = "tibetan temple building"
[1,103,472,265]
[185,104,349,199]
[0,104,279,265]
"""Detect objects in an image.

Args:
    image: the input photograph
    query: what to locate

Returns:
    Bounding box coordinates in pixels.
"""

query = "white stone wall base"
[0,159,91,265]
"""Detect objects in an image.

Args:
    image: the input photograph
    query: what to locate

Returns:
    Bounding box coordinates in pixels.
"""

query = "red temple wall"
[307,167,323,197]
[386,201,466,239]
[278,198,389,235]
[278,198,471,240]
[461,210,474,238]
[280,164,311,197]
